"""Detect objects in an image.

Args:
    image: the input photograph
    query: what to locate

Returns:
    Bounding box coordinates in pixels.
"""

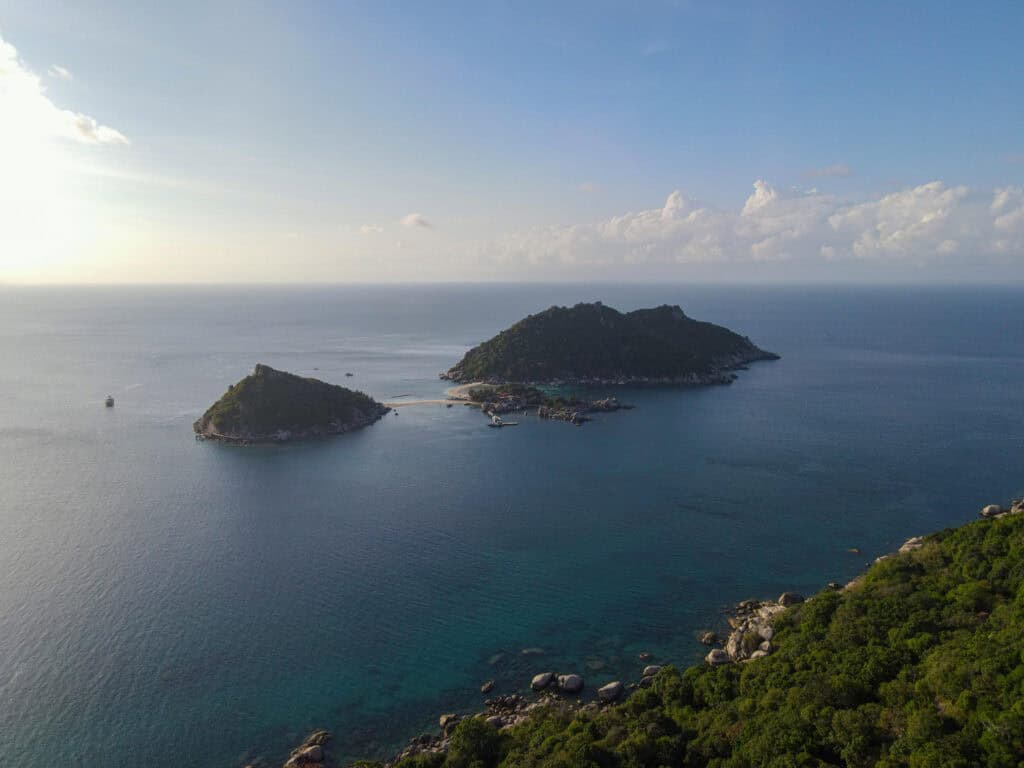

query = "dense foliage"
[194,364,384,438]
[445,303,777,383]
[392,513,1024,768]
[466,384,546,404]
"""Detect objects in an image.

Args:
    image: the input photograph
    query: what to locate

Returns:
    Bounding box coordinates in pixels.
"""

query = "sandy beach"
[384,382,482,408]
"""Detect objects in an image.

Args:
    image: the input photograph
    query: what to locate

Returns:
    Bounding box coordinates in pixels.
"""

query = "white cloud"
[577,181,599,193]
[804,163,853,179]
[488,180,1024,270]
[359,224,384,235]
[991,186,1024,232]
[400,212,432,229]
[47,64,72,81]
[0,36,128,146]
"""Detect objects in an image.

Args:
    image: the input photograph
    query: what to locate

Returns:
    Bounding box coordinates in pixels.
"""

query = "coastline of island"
[194,364,390,444]
[264,495,1024,768]
[441,302,779,388]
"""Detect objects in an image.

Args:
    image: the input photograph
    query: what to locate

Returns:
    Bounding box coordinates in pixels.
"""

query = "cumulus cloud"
[400,212,432,229]
[47,64,72,81]
[487,180,1024,269]
[804,163,853,179]
[0,35,127,146]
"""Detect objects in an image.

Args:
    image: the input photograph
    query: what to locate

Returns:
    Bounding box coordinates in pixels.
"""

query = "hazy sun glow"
[1,3,1022,284]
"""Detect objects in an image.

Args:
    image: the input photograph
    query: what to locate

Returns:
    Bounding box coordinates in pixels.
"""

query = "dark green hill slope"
[193,364,388,443]
[443,302,777,384]
[384,509,1024,768]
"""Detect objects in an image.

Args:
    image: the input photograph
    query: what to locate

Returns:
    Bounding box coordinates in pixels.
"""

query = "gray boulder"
[439,713,460,734]
[899,536,926,553]
[531,672,554,691]
[642,665,662,677]
[287,744,324,765]
[598,681,624,702]
[777,592,804,606]
[558,674,584,694]
[705,648,730,666]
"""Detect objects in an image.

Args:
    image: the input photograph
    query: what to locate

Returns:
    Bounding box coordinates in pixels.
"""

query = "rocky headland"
[193,364,389,444]
[259,495,1024,768]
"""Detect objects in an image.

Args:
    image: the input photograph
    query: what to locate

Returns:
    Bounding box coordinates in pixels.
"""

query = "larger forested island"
[193,364,389,443]
[442,302,778,385]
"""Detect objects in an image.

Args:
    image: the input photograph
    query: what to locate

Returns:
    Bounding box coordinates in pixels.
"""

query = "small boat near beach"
[487,415,518,428]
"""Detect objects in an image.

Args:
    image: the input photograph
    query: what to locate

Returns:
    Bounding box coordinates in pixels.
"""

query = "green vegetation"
[466,383,546,405]
[444,302,778,384]
[391,512,1024,767]
[193,364,386,440]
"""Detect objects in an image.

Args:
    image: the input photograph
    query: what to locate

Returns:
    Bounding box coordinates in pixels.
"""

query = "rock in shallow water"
[531,672,554,690]
[642,665,662,677]
[557,674,584,694]
[777,592,804,606]
[286,744,323,765]
[980,504,1006,518]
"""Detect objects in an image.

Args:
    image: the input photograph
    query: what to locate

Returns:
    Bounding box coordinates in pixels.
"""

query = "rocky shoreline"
[259,496,1022,768]
[193,365,391,444]
[440,348,780,388]
[194,404,390,445]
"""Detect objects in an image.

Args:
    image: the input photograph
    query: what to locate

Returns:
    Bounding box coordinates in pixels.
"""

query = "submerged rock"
[480,680,495,694]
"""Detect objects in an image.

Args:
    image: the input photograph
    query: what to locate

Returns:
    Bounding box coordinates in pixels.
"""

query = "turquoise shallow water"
[1,284,1022,767]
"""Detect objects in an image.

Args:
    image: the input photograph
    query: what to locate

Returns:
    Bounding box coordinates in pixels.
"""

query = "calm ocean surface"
[1,284,1022,767]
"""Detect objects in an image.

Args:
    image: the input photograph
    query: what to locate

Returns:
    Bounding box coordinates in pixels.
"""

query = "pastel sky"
[1,1,1023,283]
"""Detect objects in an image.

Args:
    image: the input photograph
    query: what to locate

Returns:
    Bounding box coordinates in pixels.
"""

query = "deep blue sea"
[1,284,1022,767]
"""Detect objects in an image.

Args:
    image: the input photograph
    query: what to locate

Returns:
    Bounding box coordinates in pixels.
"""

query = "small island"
[442,302,778,386]
[193,364,389,444]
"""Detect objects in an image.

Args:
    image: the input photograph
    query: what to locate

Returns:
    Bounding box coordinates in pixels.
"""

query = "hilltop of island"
[442,302,778,385]
[193,364,389,443]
